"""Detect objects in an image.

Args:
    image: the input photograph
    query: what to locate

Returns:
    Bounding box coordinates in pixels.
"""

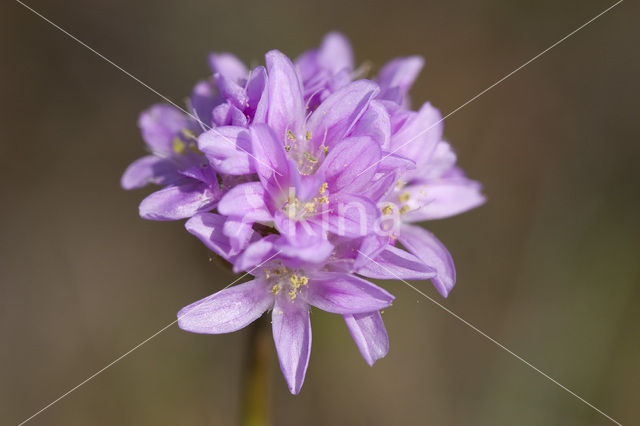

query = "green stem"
[240,314,272,426]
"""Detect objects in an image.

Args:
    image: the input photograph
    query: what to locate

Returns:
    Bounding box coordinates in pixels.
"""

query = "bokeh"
[2,0,638,424]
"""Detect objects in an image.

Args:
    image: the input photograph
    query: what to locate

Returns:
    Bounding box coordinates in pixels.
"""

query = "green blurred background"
[2,0,639,424]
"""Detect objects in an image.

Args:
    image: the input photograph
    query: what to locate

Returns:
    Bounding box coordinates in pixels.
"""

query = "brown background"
[1,0,639,425]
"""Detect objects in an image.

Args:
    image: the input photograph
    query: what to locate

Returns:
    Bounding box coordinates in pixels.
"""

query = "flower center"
[265,265,310,302]
[172,129,202,155]
[281,182,330,220]
[381,180,415,216]
[283,128,330,175]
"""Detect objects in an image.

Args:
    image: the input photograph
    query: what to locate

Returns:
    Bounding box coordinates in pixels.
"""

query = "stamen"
[181,129,197,140]
[398,192,411,203]
[287,130,296,141]
[303,152,318,163]
[305,130,312,141]
[172,137,187,154]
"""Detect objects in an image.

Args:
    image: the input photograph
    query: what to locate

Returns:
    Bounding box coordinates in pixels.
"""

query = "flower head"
[122,32,485,394]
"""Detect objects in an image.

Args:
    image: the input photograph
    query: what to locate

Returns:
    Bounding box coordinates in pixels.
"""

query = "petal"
[138,104,192,155]
[390,102,442,168]
[360,173,395,203]
[317,32,354,74]
[222,216,255,254]
[344,311,389,366]
[215,73,248,110]
[307,80,379,149]
[185,213,235,260]
[304,272,394,314]
[138,182,219,221]
[327,194,379,237]
[353,234,391,269]
[403,178,486,221]
[208,53,248,82]
[377,56,424,102]
[398,224,456,297]
[272,232,334,264]
[233,235,278,273]
[250,124,290,183]
[272,299,311,394]
[349,99,391,148]
[121,155,181,189]
[178,279,272,334]
[426,141,457,178]
[211,102,248,127]
[217,182,271,222]
[265,50,306,138]
[198,126,253,175]
[375,152,416,175]
[179,164,218,187]
[356,244,436,280]
[273,212,325,245]
[245,66,268,122]
[318,136,381,193]
[190,80,220,129]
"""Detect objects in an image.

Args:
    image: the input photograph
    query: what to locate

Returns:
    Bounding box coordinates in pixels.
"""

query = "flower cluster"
[122,33,484,394]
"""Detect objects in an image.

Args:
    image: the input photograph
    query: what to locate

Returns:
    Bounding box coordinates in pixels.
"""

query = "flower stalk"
[240,314,272,426]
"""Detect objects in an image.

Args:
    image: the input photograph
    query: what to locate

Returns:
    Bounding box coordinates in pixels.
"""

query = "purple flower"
[177,254,395,394]
[206,51,386,259]
[295,32,355,108]
[121,32,486,395]
[121,105,223,220]
[121,53,270,221]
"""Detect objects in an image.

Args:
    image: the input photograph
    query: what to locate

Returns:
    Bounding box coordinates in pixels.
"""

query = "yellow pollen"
[265,269,271,279]
[400,205,410,214]
[288,289,297,300]
[290,274,300,288]
[319,182,328,194]
[303,152,318,163]
[304,202,316,213]
[284,145,291,152]
[181,129,197,140]
[321,145,329,154]
[381,205,393,215]
[398,192,411,203]
[287,130,296,141]
[318,195,329,204]
[305,130,312,141]
[172,137,187,154]
[299,276,309,286]
[271,285,281,295]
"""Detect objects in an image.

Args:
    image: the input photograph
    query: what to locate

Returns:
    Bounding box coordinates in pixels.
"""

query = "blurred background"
[2,0,639,424]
